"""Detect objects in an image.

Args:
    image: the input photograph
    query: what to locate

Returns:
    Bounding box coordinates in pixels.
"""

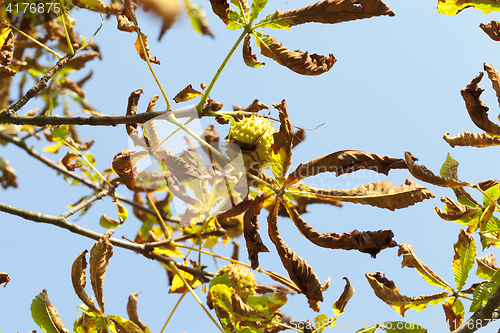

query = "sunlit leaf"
[99,214,123,229]
[250,0,267,22]
[366,272,449,317]
[405,151,471,187]
[31,289,69,333]
[452,229,476,291]
[476,253,498,280]
[169,264,201,293]
[71,250,99,313]
[243,34,264,68]
[440,153,459,179]
[443,131,500,148]
[0,156,18,189]
[106,315,145,333]
[481,20,500,41]
[89,230,114,313]
[208,0,244,29]
[470,281,499,312]
[243,192,271,269]
[271,100,293,180]
[332,277,354,318]
[127,293,151,333]
[255,32,336,75]
[479,202,496,231]
[483,184,500,206]
[73,312,108,333]
[153,244,184,258]
[437,0,500,15]
[173,84,203,103]
[134,32,160,65]
[398,243,454,292]
[232,0,249,18]
[185,0,214,37]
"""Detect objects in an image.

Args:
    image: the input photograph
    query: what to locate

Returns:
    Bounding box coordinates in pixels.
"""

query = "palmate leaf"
[462,72,500,136]
[442,297,464,331]
[285,149,406,186]
[268,197,324,311]
[437,0,500,15]
[254,31,336,76]
[366,272,449,317]
[291,178,434,211]
[452,229,476,291]
[405,152,471,188]
[261,0,394,28]
[283,197,397,257]
[443,131,500,148]
[398,244,454,292]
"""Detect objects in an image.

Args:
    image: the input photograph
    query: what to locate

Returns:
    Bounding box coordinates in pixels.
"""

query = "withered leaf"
[434,198,477,221]
[284,197,396,257]
[443,131,500,148]
[61,79,85,98]
[286,149,406,186]
[135,32,161,65]
[127,292,149,333]
[117,5,135,32]
[112,150,149,190]
[405,152,470,188]
[292,128,306,148]
[126,89,142,137]
[32,289,70,333]
[0,23,15,76]
[332,277,354,317]
[481,21,500,41]
[295,178,434,211]
[243,34,264,68]
[209,0,237,25]
[453,187,479,207]
[184,0,214,37]
[156,149,203,182]
[272,100,294,176]
[90,230,114,314]
[217,197,253,218]
[62,151,81,171]
[268,197,324,311]
[65,51,101,70]
[0,157,18,189]
[366,272,449,317]
[461,72,500,136]
[443,297,464,331]
[257,33,336,75]
[243,193,271,269]
[173,84,203,103]
[231,293,266,319]
[71,250,100,313]
[484,62,500,107]
[268,0,395,27]
[0,272,10,287]
[398,243,454,292]
[476,253,498,280]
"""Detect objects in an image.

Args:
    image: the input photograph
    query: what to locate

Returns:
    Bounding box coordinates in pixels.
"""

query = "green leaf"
[250,0,268,23]
[255,11,289,29]
[483,184,500,206]
[227,10,245,30]
[452,229,476,291]
[30,290,68,333]
[355,327,377,333]
[313,313,334,333]
[153,244,184,258]
[114,201,128,222]
[437,0,500,15]
[476,253,498,280]
[247,292,287,319]
[185,0,214,37]
[81,35,87,48]
[440,153,459,179]
[73,312,108,333]
[99,214,123,229]
[470,282,499,312]
[49,125,70,143]
[378,321,427,333]
[209,273,233,289]
[106,315,145,333]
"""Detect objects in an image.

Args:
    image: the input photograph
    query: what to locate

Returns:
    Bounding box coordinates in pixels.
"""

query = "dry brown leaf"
[286,150,406,186]
[284,197,396,257]
[90,230,114,314]
[443,131,500,148]
[134,32,160,65]
[461,72,500,136]
[71,250,100,313]
[139,0,179,40]
[112,150,149,190]
[231,293,266,319]
[156,149,203,182]
[484,62,500,107]
[480,21,500,41]
[65,51,101,70]
[443,297,464,331]
[477,253,498,277]
[292,128,306,148]
[117,5,135,32]
[270,0,395,27]
[434,197,477,221]
[366,272,449,317]
[398,244,454,291]
[61,79,85,98]
[217,197,253,218]
[209,0,237,25]
[332,277,354,316]
[173,84,203,103]
[40,289,69,333]
[127,292,149,332]
[259,34,336,75]
[243,35,264,68]
[295,178,434,211]
[0,22,15,76]
[453,187,480,207]
[243,193,271,269]
[405,152,470,188]
[61,151,81,171]
[272,100,294,177]
[0,272,10,287]
[268,197,324,311]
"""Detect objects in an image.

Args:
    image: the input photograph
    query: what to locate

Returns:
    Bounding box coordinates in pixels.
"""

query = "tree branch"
[0,202,213,280]
[453,288,500,333]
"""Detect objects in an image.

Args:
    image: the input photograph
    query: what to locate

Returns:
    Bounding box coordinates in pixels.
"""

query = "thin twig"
[0,202,212,279]
[61,189,109,218]
[7,53,74,113]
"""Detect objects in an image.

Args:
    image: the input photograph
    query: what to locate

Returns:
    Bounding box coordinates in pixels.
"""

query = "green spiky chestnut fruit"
[216,263,256,300]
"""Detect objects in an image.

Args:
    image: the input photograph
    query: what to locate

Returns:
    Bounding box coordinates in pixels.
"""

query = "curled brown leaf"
[443,131,500,148]
[286,150,406,186]
[112,150,149,190]
[405,152,470,188]
[484,62,500,107]
[89,230,114,313]
[480,20,500,41]
[0,22,15,76]
[65,51,101,70]
[268,197,324,311]
[284,198,396,257]
[209,0,236,25]
[173,84,203,103]
[127,292,149,332]
[42,289,70,333]
[243,35,264,68]
[258,34,336,75]
[62,151,81,171]
[0,272,10,287]
[135,32,160,65]
[71,250,100,313]
[272,100,294,176]
[243,193,271,269]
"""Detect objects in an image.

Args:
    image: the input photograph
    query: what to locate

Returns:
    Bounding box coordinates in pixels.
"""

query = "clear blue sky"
[2,1,500,332]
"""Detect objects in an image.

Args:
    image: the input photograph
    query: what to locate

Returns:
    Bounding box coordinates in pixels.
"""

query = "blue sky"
[2,1,500,332]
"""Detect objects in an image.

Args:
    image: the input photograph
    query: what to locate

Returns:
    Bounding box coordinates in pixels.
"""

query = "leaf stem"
[159,290,187,333]
[167,261,224,333]
[197,29,247,113]
[9,25,62,59]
